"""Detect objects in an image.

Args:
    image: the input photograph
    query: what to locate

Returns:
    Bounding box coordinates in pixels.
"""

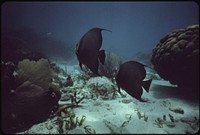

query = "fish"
[75,27,111,75]
[115,61,152,102]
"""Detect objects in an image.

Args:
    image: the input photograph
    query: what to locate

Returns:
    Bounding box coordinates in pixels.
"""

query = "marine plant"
[137,111,142,119]
[121,114,132,127]
[58,111,96,134]
[84,125,96,134]
[153,114,176,129]
[136,110,148,122]
[50,91,84,120]
[153,118,164,128]
[70,91,85,106]
[88,79,118,100]
[64,113,86,130]
[168,114,174,122]
[143,114,148,122]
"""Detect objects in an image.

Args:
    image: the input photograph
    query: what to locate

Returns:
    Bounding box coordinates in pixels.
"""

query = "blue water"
[1,1,198,59]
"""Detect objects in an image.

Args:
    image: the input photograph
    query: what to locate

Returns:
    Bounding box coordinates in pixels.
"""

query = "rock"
[169,108,184,114]
[2,81,60,134]
[164,121,176,128]
[67,127,86,134]
[121,99,133,104]
[180,117,199,131]
[180,117,197,123]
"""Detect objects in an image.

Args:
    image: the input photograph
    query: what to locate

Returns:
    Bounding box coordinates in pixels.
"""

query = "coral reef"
[85,76,119,100]
[64,75,74,87]
[1,59,61,134]
[151,24,199,89]
[1,33,48,64]
[2,81,61,134]
[16,58,54,90]
[1,61,17,98]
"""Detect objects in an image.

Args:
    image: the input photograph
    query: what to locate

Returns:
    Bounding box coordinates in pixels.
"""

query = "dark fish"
[76,27,111,75]
[116,61,152,102]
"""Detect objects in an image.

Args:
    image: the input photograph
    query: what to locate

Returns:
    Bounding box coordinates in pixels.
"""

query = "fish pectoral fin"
[139,98,147,102]
[142,79,152,93]
[132,85,143,100]
[79,63,83,70]
[89,60,99,75]
[98,50,106,65]
[117,85,121,92]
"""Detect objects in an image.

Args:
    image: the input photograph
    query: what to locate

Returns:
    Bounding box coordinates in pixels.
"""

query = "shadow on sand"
[151,84,199,103]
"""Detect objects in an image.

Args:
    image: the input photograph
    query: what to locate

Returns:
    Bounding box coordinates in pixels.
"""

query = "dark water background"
[1,1,199,60]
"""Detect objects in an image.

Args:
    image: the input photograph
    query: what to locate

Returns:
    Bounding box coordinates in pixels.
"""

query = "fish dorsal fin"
[93,27,112,33]
[101,28,112,33]
[98,50,106,65]
[142,79,152,93]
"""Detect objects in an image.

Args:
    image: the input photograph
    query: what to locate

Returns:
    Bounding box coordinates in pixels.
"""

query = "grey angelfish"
[76,27,111,75]
[116,61,152,102]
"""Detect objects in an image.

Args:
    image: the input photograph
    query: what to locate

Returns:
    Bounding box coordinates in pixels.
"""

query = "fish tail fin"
[98,50,106,65]
[142,79,152,93]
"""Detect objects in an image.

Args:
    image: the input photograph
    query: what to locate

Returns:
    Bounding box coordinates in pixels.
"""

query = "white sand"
[17,64,199,134]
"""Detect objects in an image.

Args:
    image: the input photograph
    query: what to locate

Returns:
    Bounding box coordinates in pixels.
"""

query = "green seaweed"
[64,113,86,130]
[143,114,148,122]
[60,113,96,134]
[78,115,86,126]
[121,115,132,127]
[137,111,142,120]
[136,111,148,122]
[153,119,163,128]
[84,125,96,134]
[163,115,166,121]
[169,114,175,122]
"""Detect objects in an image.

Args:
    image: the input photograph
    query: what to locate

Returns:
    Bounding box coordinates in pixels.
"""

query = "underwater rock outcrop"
[1,34,48,64]
[151,24,199,89]
[1,59,61,134]
[2,81,60,134]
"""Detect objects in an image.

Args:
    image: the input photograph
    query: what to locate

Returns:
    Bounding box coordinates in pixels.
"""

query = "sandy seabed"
[17,63,199,134]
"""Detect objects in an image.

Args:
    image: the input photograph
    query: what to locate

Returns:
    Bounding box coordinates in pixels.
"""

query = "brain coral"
[151,24,199,89]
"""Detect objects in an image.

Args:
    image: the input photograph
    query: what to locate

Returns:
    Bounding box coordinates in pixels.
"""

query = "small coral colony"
[1,24,199,133]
